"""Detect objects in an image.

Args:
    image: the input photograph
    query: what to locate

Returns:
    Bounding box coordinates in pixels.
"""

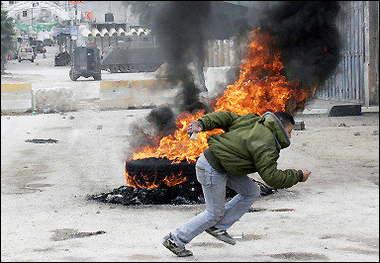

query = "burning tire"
[89,157,275,206]
[125,157,196,189]
[95,157,203,205]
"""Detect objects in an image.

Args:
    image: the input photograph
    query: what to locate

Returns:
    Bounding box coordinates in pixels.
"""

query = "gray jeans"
[172,153,260,247]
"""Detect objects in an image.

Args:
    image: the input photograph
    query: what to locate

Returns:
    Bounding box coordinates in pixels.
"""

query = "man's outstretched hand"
[187,121,202,138]
[302,169,312,182]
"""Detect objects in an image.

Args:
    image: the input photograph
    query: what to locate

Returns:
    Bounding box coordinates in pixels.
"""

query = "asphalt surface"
[1,46,379,262]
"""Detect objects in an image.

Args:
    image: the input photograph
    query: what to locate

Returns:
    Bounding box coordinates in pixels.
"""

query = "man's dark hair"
[274,111,295,127]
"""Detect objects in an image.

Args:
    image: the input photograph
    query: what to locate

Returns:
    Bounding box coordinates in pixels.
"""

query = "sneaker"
[162,233,193,257]
[205,226,236,245]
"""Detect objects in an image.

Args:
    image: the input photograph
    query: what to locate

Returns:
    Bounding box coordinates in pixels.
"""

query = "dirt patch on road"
[269,252,329,261]
[50,228,106,241]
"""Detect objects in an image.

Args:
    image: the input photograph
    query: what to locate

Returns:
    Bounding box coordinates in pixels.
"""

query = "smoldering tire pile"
[89,158,276,206]
[89,181,206,206]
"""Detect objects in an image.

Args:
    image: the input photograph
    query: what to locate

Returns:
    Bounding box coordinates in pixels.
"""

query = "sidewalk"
[299,99,379,115]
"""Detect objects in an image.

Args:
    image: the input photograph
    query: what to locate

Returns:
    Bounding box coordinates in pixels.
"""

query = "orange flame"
[126,171,187,189]
[213,31,307,115]
[125,28,311,188]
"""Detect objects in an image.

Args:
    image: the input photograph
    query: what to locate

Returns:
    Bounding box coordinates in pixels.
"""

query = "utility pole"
[68,1,83,55]
[74,3,77,26]
[73,3,77,48]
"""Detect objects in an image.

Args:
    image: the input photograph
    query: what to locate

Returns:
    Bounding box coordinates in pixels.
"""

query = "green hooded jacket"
[198,111,303,189]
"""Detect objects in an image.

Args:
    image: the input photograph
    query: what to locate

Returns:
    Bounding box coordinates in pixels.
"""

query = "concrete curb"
[2,81,379,115]
[1,83,33,113]
[99,79,181,110]
[300,106,379,116]
[362,106,380,113]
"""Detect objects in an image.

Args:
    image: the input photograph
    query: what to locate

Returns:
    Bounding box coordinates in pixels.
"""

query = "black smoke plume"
[153,1,212,112]
[258,1,342,90]
[126,1,343,155]
[127,106,176,153]
[146,106,176,136]
[127,1,213,156]
[126,2,216,157]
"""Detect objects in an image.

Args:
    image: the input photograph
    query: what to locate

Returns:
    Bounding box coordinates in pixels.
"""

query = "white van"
[18,47,35,62]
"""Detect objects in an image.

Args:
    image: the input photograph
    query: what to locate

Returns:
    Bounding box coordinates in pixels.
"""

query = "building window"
[9,1,15,5]
[23,10,28,17]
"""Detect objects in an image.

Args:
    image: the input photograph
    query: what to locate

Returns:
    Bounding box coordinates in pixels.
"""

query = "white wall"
[1,1,140,25]
[73,1,139,25]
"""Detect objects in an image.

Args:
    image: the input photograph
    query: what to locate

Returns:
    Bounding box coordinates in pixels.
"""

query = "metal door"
[318,1,365,103]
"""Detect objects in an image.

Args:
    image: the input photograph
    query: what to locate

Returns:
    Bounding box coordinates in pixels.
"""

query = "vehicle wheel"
[119,65,129,73]
[93,74,101,81]
[69,69,78,81]
[18,59,21,63]
[110,66,118,73]
[31,59,34,62]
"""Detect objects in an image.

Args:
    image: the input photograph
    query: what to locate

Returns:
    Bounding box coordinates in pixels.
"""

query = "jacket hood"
[260,112,291,149]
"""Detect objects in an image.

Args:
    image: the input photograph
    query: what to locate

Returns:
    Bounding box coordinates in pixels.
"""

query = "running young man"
[162,110,311,257]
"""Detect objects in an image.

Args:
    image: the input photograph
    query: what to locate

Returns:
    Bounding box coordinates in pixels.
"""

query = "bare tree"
[1,10,15,74]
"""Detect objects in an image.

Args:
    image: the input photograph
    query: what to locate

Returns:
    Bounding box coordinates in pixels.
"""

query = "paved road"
[1,45,157,111]
[1,45,379,262]
[2,109,378,261]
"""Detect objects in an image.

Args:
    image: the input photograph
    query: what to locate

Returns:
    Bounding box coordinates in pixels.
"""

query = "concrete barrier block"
[99,79,181,110]
[205,66,239,98]
[35,87,77,113]
[328,104,362,117]
[1,83,33,113]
